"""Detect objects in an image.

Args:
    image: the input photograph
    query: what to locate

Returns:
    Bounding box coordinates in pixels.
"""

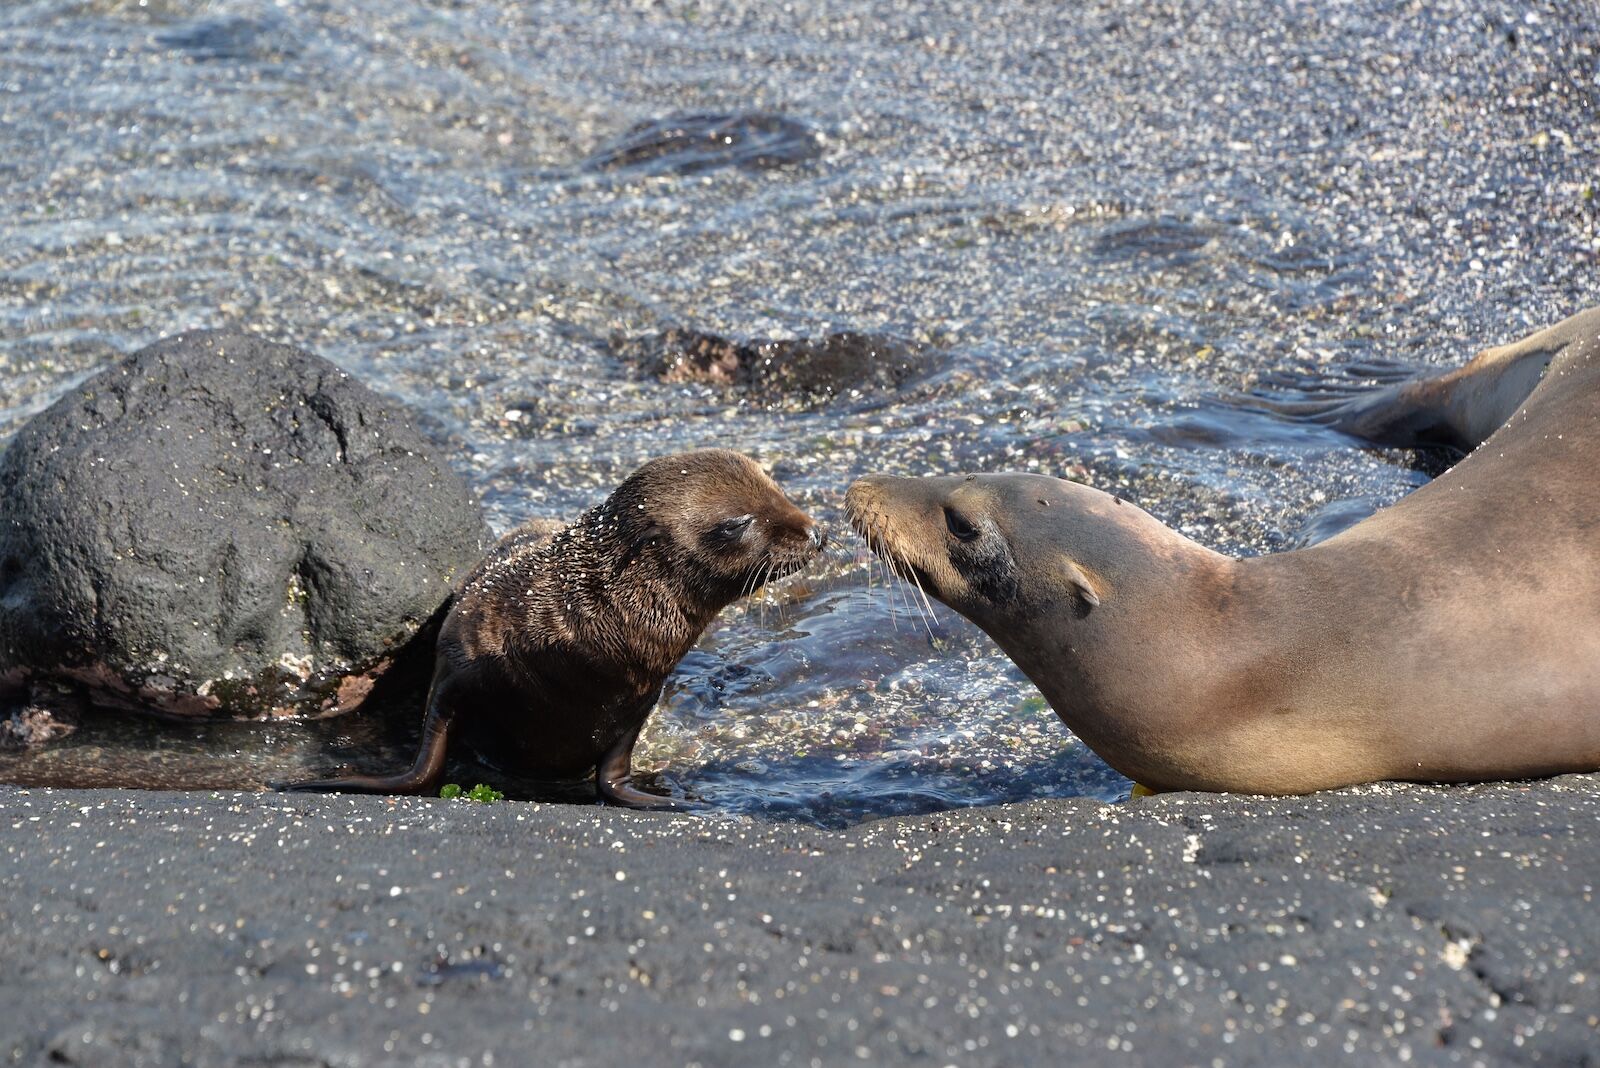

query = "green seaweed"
[440,782,504,803]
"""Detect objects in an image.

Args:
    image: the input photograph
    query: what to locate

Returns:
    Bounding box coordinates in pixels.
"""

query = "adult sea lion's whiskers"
[883,538,937,637]
[872,524,907,630]
[897,547,940,637]
[856,510,925,632]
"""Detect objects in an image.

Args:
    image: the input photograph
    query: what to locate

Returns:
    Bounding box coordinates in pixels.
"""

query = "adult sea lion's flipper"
[1242,306,1600,452]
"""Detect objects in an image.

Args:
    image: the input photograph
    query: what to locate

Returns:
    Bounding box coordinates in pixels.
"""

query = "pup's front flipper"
[595,724,702,811]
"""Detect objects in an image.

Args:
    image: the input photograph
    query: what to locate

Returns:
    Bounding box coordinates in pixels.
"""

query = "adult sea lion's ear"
[1062,558,1101,607]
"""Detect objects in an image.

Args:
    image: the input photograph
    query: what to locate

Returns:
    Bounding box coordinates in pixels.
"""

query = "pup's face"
[630,450,823,602]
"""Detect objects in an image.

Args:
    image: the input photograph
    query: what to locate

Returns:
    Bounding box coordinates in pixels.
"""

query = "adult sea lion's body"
[847,308,1600,794]
[285,449,821,807]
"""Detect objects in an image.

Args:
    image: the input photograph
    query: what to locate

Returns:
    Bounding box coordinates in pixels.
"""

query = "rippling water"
[1,0,1595,824]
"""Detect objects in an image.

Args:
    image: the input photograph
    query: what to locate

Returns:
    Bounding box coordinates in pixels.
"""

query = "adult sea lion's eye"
[714,514,755,540]
[944,507,980,542]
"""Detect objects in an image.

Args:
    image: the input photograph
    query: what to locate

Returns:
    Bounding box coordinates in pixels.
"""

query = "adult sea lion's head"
[844,472,1213,666]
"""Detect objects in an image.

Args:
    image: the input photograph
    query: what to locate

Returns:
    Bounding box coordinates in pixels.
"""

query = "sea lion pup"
[846,307,1600,795]
[283,449,822,807]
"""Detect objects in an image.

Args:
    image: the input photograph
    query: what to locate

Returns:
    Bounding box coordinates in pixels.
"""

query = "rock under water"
[582,112,824,175]
[613,327,930,410]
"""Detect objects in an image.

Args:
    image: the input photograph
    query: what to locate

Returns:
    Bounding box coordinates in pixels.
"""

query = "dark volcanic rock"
[0,330,489,723]
[583,112,824,175]
[156,13,299,63]
[1091,216,1215,261]
[615,327,930,410]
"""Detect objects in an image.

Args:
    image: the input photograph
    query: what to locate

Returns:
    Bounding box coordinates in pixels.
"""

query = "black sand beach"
[5,778,1598,1066]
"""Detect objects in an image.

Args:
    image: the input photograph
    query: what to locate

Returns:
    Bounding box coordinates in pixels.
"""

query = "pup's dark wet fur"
[281,450,821,808]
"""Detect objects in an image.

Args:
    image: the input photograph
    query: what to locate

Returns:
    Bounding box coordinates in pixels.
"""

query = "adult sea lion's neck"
[993,538,1332,790]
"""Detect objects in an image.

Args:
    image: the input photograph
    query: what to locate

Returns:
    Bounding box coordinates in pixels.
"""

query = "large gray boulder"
[0,330,488,724]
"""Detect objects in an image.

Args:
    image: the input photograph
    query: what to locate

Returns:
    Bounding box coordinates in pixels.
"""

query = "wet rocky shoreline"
[4,776,1597,1066]
[3,0,1596,819]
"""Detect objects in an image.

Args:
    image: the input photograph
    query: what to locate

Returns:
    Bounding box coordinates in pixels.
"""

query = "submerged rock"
[583,112,824,175]
[1090,216,1214,260]
[614,327,930,410]
[156,13,300,63]
[0,330,489,727]
[0,699,79,750]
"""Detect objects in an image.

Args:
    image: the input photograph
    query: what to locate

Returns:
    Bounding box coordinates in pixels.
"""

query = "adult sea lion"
[846,307,1600,794]
[284,449,822,807]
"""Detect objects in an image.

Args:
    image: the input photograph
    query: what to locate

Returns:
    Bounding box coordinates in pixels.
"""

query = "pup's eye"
[713,514,755,539]
[944,507,981,542]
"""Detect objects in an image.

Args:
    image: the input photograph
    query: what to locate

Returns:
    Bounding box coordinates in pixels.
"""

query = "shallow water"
[0,0,1595,825]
